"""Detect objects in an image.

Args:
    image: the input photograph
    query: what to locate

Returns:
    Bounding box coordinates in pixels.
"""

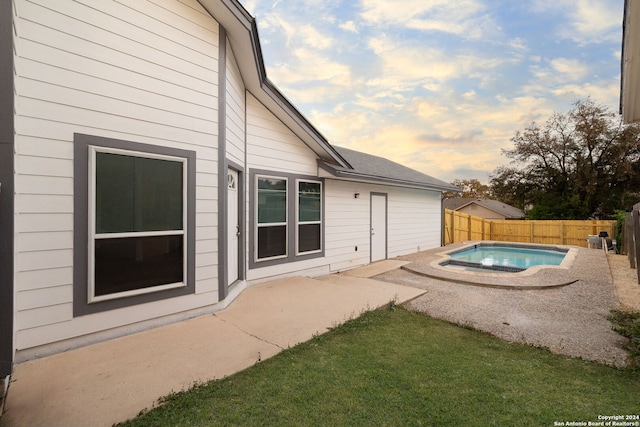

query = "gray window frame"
[74,134,196,316]
[249,169,324,269]
[255,174,289,262]
[296,179,323,255]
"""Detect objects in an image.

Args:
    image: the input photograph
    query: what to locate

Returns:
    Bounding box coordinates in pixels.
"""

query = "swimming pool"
[441,243,569,273]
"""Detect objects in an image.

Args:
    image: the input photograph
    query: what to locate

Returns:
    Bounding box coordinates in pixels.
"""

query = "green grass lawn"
[116,307,640,427]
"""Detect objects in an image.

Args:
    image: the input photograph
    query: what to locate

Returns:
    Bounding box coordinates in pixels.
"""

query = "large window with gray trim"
[74,134,195,316]
[90,147,187,301]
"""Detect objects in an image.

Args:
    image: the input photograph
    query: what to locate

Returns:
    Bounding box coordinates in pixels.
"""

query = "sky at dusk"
[242,0,624,184]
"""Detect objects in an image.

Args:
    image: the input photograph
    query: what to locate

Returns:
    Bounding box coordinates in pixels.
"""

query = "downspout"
[0,0,15,377]
[217,26,228,300]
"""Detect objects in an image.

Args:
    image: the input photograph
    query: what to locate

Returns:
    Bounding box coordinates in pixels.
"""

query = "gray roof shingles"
[444,198,524,218]
[320,146,459,192]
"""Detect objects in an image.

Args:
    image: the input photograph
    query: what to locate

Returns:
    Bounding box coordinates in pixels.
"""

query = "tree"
[490,98,640,219]
[443,178,492,199]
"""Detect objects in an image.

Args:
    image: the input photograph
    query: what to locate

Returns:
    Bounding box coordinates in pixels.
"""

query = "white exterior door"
[371,194,387,262]
[227,169,239,285]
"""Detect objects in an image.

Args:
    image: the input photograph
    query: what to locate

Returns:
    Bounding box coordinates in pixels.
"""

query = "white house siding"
[13,0,223,354]
[246,94,318,176]
[225,41,246,167]
[324,181,443,272]
[323,180,372,272]
[245,93,330,281]
[387,187,442,257]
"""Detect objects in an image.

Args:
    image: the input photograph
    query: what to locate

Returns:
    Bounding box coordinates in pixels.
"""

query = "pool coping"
[401,241,580,290]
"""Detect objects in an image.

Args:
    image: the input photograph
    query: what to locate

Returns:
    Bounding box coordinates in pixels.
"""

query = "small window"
[89,147,187,302]
[256,176,287,260]
[297,180,322,254]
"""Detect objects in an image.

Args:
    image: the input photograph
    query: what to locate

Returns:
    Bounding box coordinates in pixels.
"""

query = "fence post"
[451,210,456,243]
[626,213,634,264]
[634,207,640,284]
[529,222,534,243]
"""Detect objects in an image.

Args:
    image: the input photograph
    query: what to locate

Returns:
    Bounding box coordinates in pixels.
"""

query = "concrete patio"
[0,260,423,427]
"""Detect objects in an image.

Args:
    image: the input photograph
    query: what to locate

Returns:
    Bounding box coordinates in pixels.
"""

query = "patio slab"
[0,261,424,427]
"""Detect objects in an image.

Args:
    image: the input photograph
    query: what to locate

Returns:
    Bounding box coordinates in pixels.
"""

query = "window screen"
[92,149,186,301]
[96,153,183,233]
[298,181,321,253]
[256,177,287,260]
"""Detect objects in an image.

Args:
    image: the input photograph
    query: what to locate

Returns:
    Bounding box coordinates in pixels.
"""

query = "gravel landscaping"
[373,244,631,368]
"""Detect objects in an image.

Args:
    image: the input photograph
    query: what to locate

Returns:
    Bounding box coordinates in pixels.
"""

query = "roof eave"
[319,162,460,192]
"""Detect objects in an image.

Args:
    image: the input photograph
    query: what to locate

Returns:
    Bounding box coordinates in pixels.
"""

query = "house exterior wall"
[245,93,327,280]
[387,187,442,256]
[458,204,506,220]
[8,0,446,364]
[13,0,225,358]
[246,94,318,176]
[225,41,246,168]
[324,181,442,271]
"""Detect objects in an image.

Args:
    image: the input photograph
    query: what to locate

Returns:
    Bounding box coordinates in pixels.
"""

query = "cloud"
[339,20,358,33]
[365,35,509,94]
[242,0,622,185]
[529,58,590,85]
[530,0,622,44]
[550,79,621,108]
[564,0,621,44]
[259,13,334,50]
[310,92,560,185]
[359,0,495,39]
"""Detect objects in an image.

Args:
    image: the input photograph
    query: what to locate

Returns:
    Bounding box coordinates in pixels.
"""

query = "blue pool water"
[445,244,567,272]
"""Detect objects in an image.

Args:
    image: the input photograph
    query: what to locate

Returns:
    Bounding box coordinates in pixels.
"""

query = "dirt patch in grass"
[608,253,640,311]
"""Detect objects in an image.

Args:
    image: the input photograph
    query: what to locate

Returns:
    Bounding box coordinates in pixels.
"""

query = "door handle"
[236,225,241,236]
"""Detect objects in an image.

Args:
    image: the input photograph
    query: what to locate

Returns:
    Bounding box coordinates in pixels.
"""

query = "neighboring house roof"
[621,0,640,123]
[444,198,524,219]
[319,146,460,192]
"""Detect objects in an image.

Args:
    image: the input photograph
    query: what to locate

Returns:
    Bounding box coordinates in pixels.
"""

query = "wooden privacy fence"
[443,209,615,248]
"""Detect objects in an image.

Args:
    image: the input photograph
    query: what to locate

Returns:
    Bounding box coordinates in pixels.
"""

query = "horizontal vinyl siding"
[245,94,329,281]
[246,94,318,175]
[387,188,442,257]
[324,181,443,271]
[14,0,221,350]
[324,180,371,271]
[225,42,246,166]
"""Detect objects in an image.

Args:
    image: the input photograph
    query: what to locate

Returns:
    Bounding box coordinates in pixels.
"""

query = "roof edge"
[319,161,460,192]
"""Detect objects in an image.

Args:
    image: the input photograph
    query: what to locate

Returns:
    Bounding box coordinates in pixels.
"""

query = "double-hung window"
[256,175,288,260]
[297,180,322,254]
[89,146,187,302]
[251,171,324,267]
